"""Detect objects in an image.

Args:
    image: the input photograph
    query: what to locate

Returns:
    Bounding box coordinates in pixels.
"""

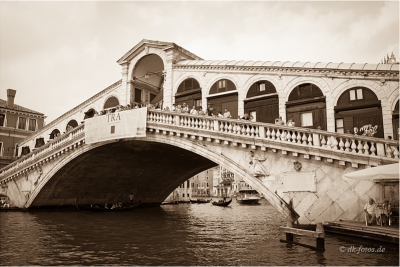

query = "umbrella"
[342,163,399,180]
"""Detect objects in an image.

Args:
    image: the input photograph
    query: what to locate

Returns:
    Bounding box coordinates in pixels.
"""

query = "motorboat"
[236,189,261,205]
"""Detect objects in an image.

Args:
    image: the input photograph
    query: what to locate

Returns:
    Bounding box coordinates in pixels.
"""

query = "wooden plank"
[280,226,325,238]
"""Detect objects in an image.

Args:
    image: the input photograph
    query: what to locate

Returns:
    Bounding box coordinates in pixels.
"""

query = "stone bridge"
[0,109,398,224]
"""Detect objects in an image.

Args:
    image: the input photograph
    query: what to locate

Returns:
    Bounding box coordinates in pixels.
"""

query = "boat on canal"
[76,200,141,211]
[190,198,211,204]
[211,198,232,206]
[236,189,261,205]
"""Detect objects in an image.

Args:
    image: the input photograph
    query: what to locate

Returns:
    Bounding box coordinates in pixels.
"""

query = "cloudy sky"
[1,1,398,123]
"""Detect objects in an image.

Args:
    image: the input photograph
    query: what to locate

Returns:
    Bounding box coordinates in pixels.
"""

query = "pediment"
[117,39,203,65]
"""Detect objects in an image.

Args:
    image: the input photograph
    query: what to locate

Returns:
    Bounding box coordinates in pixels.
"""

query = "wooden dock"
[324,220,399,244]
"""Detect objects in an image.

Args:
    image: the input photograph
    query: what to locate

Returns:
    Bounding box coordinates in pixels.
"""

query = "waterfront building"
[164,167,214,202]
[213,166,240,197]
[0,89,46,168]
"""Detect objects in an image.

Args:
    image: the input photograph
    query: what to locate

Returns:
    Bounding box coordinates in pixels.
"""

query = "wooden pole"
[315,223,325,250]
[286,219,294,242]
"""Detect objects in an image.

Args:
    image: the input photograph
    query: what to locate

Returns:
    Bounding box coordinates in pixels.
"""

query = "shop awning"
[342,163,399,180]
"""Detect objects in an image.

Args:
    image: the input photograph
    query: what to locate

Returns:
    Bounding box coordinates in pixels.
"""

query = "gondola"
[76,200,141,212]
[190,198,211,204]
[211,198,232,207]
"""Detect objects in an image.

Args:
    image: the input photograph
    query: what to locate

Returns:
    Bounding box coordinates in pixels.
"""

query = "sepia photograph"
[0,1,399,266]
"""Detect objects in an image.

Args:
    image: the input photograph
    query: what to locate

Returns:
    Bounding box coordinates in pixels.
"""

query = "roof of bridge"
[176,60,400,71]
[0,99,44,115]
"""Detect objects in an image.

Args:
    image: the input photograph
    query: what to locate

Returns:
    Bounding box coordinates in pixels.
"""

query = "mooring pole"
[315,223,325,250]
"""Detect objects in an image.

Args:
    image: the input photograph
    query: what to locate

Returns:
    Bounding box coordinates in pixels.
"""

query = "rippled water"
[1,200,398,266]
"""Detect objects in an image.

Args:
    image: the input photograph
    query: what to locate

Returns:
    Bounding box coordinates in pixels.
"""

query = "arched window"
[66,120,78,131]
[177,78,200,93]
[207,79,238,118]
[103,96,120,110]
[288,83,323,101]
[84,108,97,119]
[286,83,326,129]
[246,80,277,98]
[334,87,383,138]
[209,79,236,94]
[175,78,202,109]
[244,80,278,123]
[49,129,60,139]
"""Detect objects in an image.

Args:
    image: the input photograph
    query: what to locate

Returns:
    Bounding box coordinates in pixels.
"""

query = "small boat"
[76,200,141,212]
[211,198,232,206]
[161,201,179,205]
[190,198,211,204]
[236,189,261,205]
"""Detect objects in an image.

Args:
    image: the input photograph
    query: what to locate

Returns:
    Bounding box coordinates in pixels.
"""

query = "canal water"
[1,199,398,266]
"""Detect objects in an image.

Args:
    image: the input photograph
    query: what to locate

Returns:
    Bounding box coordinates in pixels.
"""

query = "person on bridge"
[198,107,206,115]
[241,113,250,120]
[364,198,377,225]
[223,108,232,118]
[190,106,198,115]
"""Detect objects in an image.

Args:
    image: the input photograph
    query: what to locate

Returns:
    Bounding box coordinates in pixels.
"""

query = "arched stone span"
[25,136,298,221]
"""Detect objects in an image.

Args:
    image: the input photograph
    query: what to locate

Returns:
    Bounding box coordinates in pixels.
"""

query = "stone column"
[120,63,130,106]
[163,50,175,110]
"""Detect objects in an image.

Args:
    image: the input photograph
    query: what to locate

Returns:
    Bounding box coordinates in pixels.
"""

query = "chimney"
[6,89,16,108]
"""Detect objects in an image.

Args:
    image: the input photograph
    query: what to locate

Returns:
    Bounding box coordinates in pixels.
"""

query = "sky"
[0,1,399,123]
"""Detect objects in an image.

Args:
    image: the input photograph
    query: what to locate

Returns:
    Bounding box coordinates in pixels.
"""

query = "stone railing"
[147,110,400,159]
[2,109,398,181]
[0,124,85,179]
[16,79,122,149]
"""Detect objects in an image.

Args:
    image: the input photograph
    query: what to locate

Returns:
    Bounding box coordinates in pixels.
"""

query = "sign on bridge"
[85,107,147,144]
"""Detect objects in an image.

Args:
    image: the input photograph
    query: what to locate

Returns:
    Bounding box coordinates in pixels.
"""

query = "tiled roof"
[176,60,400,71]
[0,99,44,116]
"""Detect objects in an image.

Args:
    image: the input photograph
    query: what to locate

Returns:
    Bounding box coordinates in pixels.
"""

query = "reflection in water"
[1,200,398,266]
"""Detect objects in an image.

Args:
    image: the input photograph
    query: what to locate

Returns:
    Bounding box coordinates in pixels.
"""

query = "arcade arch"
[175,78,202,109]
[131,54,164,105]
[49,129,61,140]
[103,96,120,110]
[66,119,78,131]
[207,79,238,118]
[334,87,383,138]
[286,83,326,130]
[84,108,97,119]
[244,80,279,123]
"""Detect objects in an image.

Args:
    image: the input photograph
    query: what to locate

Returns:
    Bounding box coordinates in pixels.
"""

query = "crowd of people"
[90,101,257,122]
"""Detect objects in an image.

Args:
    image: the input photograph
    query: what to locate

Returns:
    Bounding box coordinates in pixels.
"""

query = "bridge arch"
[25,136,296,221]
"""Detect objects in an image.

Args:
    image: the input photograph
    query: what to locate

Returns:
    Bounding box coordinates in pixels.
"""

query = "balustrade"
[0,124,85,178]
[147,110,399,160]
[1,110,398,181]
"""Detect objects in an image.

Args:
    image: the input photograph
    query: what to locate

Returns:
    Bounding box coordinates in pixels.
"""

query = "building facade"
[0,89,46,168]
